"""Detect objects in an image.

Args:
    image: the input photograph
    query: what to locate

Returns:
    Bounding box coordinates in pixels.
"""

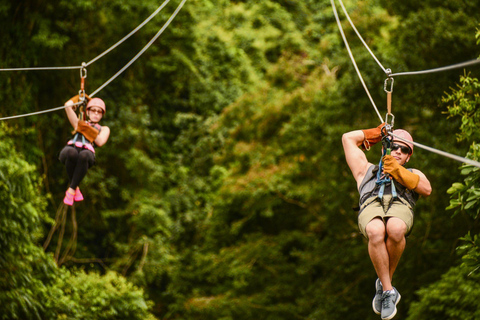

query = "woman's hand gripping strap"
[76,121,100,143]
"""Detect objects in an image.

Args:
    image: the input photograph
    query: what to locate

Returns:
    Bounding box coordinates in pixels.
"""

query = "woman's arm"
[65,99,79,129]
[94,126,110,147]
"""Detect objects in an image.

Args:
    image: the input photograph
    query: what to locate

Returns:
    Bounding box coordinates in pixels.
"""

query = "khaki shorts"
[358,195,414,238]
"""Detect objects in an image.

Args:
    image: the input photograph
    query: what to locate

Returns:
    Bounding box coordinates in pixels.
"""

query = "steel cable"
[390,59,480,77]
[0,102,83,121]
[390,133,480,168]
[0,0,187,120]
[0,66,82,72]
[330,0,384,123]
[0,0,171,72]
[90,0,187,97]
[336,0,387,74]
[85,0,172,67]
[335,0,480,78]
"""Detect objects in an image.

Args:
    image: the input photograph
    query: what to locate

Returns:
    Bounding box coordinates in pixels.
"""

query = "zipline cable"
[332,1,480,168]
[390,59,480,77]
[390,132,480,168]
[0,0,171,72]
[0,66,82,72]
[336,0,387,74]
[330,0,384,123]
[84,0,171,67]
[90,0,187,97]
[336,0,480,78]
[0,0,186,121]
[0,102,83,121]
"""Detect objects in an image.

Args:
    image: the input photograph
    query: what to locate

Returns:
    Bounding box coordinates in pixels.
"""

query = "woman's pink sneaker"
[75,188,84,202]
[64,191,75,206]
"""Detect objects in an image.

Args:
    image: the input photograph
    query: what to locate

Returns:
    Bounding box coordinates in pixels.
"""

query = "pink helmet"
[86,98,106,114]
[392,129,413,155]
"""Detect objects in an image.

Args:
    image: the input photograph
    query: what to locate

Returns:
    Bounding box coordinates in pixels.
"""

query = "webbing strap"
[378,183,385,200]
[376,134,397,200]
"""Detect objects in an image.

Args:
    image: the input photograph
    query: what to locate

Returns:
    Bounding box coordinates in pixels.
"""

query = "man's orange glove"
[382,155,420,190]
[76,120,100,143]
[361,123,386,150]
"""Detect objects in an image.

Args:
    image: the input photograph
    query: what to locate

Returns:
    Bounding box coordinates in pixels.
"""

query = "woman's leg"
[69,150,95,189]
[59,146,79,182]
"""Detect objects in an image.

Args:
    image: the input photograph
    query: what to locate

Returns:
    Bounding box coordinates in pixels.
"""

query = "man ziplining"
[342,124,432,320]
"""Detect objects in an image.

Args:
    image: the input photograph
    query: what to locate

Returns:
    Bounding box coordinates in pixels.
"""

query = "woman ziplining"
[59,94,110,205]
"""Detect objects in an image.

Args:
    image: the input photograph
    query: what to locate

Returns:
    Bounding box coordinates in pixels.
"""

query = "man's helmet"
[392,129,413,155]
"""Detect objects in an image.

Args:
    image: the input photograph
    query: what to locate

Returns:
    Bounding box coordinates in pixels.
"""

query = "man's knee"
[366,219,386,243]
[386,218,407,242]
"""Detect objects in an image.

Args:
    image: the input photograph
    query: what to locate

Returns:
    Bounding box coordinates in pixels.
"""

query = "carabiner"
[80,62,87,79]
[79,62,88,103]
[384,113,395,128]
[384,76,394,93]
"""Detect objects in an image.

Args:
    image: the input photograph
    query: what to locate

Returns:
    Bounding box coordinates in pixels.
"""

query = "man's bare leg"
[366,218,393,291]
[385,217,407,280]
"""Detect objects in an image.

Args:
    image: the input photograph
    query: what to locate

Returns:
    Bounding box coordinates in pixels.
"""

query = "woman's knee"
[59,147,78,162]
[78,151,94,165]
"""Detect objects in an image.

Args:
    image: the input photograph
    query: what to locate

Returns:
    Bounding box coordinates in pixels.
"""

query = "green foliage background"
[1,0,479,319]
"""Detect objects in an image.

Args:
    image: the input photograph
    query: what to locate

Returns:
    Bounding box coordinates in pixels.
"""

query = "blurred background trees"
[1,0,479,319]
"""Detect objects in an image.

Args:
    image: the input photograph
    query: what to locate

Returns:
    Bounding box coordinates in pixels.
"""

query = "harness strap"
[376,132,397,200]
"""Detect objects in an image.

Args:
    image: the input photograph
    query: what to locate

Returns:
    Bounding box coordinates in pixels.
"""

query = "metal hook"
[79,62,87,103]
[384,76,394,93]
[384,113,395,128]
[80,62,87,79]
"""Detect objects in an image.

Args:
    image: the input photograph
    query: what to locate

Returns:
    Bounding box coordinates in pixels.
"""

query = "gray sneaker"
[381,287,401,320]
[372,278,383,314]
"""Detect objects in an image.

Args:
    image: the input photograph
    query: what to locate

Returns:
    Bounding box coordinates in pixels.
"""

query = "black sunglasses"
[391,143,412,155]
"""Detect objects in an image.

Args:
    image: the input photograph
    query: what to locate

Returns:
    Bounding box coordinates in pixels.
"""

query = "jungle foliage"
[1,0,479,319]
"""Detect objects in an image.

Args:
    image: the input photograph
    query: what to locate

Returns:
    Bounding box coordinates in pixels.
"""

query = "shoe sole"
[372,279,382,315]
[382,292,401,320]
[372,298,381,315]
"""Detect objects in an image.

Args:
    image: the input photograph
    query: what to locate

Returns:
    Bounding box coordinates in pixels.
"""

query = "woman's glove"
[382,155,419,190]
[76,120,100,143]
[67,94,91,104]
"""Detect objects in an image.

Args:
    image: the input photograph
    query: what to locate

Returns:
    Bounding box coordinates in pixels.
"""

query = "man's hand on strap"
[361,123,386,150]
[382,155,420,190]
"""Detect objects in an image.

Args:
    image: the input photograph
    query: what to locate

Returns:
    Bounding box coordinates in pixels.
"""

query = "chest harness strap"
[376,128,397,201]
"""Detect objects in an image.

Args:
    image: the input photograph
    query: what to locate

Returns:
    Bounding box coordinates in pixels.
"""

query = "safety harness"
[68,121,101,153]
[67,64,101,153]
[376,126,397,200]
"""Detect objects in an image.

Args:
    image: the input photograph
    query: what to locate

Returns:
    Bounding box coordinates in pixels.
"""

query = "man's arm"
[382,155,432,197]
[411,169,432,197]
[342,130,372,188]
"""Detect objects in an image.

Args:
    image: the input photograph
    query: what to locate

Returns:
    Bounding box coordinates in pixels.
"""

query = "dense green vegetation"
[1,0,479,319]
